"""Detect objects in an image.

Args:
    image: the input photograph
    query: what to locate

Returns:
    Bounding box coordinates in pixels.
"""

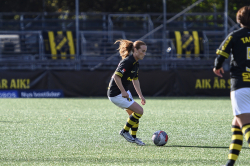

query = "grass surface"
[0,97,249,166]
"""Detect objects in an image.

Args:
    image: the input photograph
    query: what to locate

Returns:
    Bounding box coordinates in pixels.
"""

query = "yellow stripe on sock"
[245,131,250,141]
[232,135,243,140]
[133,123,139,128]
[229,144,242,151]
[231,128,242,132]
[124,126,130,131]
[228,154,238,160]
[133,113,142,119]
[242,125,250,133]
[131,123,139,136]
[131,130,137,135]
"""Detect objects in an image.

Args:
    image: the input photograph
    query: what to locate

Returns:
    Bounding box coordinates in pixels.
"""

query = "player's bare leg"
[127,102,143,115]
[126,109,133,115]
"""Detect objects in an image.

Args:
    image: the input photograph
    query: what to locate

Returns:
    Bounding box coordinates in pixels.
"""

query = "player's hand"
[213,67,224,78]
[140,96,146,105]
[121,91,129,98]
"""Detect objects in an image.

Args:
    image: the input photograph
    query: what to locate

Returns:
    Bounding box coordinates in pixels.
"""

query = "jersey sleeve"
[114,59,132,78]
[214,55,226,69]
[216,32,234,59]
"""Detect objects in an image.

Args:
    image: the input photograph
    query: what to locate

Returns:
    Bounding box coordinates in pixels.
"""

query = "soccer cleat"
[134,138,145,146]
[119,129,135,143]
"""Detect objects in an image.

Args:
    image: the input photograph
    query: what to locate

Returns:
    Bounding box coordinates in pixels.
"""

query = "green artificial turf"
[0,97,249,166]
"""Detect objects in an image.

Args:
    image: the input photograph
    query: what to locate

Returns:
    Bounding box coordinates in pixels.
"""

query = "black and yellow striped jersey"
[107,55,139,97]
[216,27,250,91]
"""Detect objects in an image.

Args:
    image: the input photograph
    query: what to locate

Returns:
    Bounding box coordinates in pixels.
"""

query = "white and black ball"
[152,130,168,146]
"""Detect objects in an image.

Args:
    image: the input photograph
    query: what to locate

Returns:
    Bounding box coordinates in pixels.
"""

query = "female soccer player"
[213,6,250,166]
[107,39,147,146]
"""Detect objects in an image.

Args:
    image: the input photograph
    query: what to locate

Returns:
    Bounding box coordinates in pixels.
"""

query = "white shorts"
[231,88,250,116]
[108,90,135,109]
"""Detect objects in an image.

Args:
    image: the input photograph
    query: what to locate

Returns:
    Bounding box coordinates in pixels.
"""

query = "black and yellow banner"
[43,31,76,59]
[170,31,204,58]
[0,70,47,90]
[0,70,231,97]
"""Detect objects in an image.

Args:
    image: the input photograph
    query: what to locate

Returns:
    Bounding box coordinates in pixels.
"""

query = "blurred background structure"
[0,0,242,71]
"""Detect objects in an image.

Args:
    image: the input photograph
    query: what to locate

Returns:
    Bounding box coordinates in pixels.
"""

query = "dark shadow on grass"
[150,145,249,149]
[147,97,230,100]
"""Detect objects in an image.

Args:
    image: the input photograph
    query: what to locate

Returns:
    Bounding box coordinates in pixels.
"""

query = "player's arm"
[132,79,146,105]
[114,59,131,98]
[213,33,233,77]
[113,74,129,98]
[213,55,226,77]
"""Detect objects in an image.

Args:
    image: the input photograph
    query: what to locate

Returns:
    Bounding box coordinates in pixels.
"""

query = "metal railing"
[0,30,228,70]
[80,31,126,59]
[0,12,241,70]
[0,12,227,31]
[0,30,43,58]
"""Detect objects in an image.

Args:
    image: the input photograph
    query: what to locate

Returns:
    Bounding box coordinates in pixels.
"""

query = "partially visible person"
[213,6,250,166]
[107,39,147,146]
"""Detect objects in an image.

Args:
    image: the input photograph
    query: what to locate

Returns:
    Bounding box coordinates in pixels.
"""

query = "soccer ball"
[152,130,168,146]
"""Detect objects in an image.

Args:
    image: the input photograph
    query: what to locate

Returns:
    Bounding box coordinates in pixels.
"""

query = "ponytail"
[114,39,133,59]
